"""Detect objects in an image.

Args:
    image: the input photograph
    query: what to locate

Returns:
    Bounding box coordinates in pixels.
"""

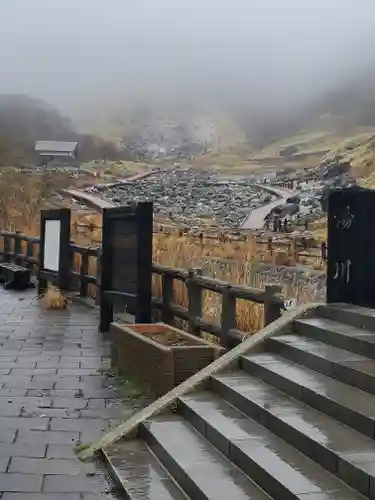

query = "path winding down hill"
[241,185,294,230]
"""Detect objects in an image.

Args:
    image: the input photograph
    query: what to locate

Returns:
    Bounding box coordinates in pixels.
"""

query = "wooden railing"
[151,264,284,346]
[0,230,286,347]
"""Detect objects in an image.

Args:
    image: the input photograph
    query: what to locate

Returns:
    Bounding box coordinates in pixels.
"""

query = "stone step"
[139,414,273,500]
[103,439,189,499]
[295,317,375,359]
[241,352,375,439]
[177,390,365,500]
[318,304,375,332]
[267,334,375,395]
[211,370,375,498]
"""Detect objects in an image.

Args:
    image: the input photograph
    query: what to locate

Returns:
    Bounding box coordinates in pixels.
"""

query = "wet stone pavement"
[0,289,145,500]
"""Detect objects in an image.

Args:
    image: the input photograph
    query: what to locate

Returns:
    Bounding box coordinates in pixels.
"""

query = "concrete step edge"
[211,374,374,498]
[177,394,365,500]
[241,354,375,439]
[268,336,375,396]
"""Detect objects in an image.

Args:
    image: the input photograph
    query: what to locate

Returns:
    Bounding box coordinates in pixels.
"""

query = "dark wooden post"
[99,241,113,331]
[26,240,34,272]
[95,248,102,306]
[161,272,174,324]
[292,239,299,263]
[3,235,10,263]
[267,237,273,256]
[264,284,283,326]
[14,231,22,265]
[220,285,237,348]
[321,241,327,261]
[187,268,203,336]
[79,250,89,298]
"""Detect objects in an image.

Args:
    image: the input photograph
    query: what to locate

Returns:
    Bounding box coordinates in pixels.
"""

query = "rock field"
[104,167,276,227]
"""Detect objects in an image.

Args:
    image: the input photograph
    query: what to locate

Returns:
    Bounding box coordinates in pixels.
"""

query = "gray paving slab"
[0,289,144,498]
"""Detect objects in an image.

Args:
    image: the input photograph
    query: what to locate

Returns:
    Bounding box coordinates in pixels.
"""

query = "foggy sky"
[1,0,375,122]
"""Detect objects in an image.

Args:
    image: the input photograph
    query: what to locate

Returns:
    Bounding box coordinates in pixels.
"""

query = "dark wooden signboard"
[38,208,71,295]
[99,202,153,332]
[327,187,375,307]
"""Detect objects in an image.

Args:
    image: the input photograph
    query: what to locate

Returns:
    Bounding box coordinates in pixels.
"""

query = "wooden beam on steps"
[77,302,321,461]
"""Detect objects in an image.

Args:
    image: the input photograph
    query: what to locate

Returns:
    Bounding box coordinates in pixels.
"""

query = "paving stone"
[27,377,55,390]
[51,397,88,410]
[78,407,126,419]
[0,429,16,443]
[3,378,32,389]
[79,359,104,369]
[37,361,80,369]
[87,399,106,409]
[43,474,108,493]
[22,407,78,418]
[0,389,27,397]
[13,360,36,368]
[57,369,97,377]
[0,290,142,497]
[26,389,80,398]
[2,494,80,500]
[10,369,56,376]
[4,397,51,409]
[17,430,80,445]
[0,404,22,417]
[80,429,106,443]
[54,377,80,389]
[0,473,43,492]
[50,418,108,432]
[0,417,48,430]
[8,457,81,475]
[0,364,16,370]
[0,457,10,472]
[46,444,77,459]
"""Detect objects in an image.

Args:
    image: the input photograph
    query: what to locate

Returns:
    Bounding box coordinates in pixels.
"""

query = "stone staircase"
[102,303,375,499]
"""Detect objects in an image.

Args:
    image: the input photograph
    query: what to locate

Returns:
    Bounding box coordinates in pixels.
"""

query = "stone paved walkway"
[0,289,143,500]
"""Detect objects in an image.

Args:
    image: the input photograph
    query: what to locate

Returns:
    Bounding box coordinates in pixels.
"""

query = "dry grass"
[61,220,323,335]
[40,284,69,310]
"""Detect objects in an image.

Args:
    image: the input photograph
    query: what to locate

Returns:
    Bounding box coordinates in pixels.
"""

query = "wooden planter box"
[110,322,225,397]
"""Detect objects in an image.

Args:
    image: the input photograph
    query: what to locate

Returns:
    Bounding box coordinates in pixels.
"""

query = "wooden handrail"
[0,230,287,347]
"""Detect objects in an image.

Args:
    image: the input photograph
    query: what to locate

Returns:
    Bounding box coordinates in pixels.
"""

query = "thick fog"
[1,0,375,126]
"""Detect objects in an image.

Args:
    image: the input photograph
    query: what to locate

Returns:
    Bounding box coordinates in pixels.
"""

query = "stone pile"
[104,167,275,228]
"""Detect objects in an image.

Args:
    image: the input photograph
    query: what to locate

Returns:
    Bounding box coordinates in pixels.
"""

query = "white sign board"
[43,219,61,272]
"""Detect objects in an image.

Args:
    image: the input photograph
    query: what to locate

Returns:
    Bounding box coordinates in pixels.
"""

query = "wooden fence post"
[14,231,22,266]
[321,241,327,261]
[187,268,203,336]
[80,251,89,298]
[3,235,10,263]
[267,237,273,255]
[220,285,237,348]
[95,248,102,305]
[264,284,283,326]
[26,240,34,272]
[161,272,174,324]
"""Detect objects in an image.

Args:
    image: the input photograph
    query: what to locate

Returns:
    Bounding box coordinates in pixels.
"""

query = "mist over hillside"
[0,95,126,165]
[1,1,375,158]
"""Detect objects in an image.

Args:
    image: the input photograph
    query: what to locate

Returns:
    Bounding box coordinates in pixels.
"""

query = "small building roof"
[34,141,78,154]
